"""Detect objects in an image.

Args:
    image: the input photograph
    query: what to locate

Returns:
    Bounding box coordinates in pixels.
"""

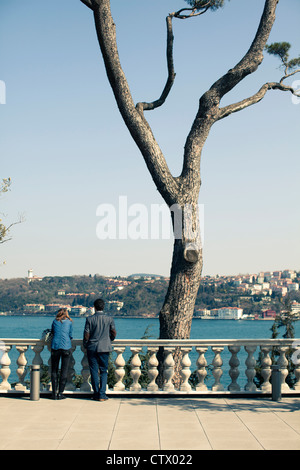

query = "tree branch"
[217,78,300,120]
[201,0,279,110]
[87,0,179,205]
[80,0,94,10]
[173,6,210,20]
[0,216,24,244]
[280,69,300,83]
[179,0,279,189]
[136,15,176,112]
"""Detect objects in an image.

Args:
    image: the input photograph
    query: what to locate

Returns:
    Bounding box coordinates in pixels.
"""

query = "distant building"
[217,307,243,320]
[291,301,300,315]
[261,309,276,319]
[282,270,296,280]
[273,286,288,296]
[25,304,45,313]
[27,269,43,282]
[45,304,71,313]
[287,283,299,292]
[107,300,124,311]
[263,272,273,281]
[253,284,263,292]
[70,306,87,315]
[194,308,210,317]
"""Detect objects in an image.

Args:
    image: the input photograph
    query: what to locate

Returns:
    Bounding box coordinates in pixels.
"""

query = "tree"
[0,178,12,247]
[269,296,297,388]
[80,0,299,379]
[1,178,24,265]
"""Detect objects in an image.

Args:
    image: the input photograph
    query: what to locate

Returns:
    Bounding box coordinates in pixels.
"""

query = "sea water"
[2,315,300,339]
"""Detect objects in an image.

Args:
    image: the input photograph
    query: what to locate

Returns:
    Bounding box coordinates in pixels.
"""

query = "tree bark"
[160,215,203,341]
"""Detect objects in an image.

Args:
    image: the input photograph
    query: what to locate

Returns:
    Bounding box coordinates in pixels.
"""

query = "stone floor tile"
[3,439,61,450]
[57,438,110,450]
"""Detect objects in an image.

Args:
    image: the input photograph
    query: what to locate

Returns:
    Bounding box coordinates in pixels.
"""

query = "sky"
[0,0,299,280]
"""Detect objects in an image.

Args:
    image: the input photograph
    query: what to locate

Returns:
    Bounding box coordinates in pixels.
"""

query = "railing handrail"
[1,337,298,347]
[1,337,299,395]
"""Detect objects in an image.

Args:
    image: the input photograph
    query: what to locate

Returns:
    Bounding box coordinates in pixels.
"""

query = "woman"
[50,308,73,400]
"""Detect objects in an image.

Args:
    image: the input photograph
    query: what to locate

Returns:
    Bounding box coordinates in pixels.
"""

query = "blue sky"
[1,0,299,279]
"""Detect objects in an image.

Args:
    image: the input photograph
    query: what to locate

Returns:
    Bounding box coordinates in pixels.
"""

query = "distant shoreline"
[0,313,282,321]
[0,313,158,319]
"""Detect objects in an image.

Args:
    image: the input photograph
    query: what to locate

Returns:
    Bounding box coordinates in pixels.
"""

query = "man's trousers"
[87,350,110,399]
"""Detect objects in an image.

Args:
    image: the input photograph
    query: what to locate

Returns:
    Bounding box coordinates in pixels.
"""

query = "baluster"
[32,341,46,390]
[195,347,208,391]
[293,342,300,390]
[277,346,290,391]
[80,344,92,392]
[228,346,240,391]
[260,346,272,392]
[147,347,159,391]
[130,347,142,391]
[114,347,126,391]
[65,344,76,391]
[32,341,44,366]
[163,348,175,392]
[0,344,12,390]
[180,348,192,391]
[212,347,224,391]
[244,345,257,392]
[15,346,28,391]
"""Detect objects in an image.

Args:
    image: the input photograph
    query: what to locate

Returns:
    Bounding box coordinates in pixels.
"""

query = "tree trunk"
[160,240,202,340]
[158,201,203,387]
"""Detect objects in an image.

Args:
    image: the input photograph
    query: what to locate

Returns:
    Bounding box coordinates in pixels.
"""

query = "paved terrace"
[0,395,299,450]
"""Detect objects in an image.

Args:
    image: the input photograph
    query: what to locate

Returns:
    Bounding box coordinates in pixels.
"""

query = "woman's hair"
[56,308,72,322]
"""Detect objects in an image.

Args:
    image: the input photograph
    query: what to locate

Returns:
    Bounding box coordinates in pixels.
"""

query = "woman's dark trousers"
[51,348,71,395]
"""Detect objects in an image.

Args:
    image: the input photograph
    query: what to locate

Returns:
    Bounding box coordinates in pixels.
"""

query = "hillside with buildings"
[0,269,299,319]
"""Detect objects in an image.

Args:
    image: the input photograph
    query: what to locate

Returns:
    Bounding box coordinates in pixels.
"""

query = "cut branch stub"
[183,243,200,263]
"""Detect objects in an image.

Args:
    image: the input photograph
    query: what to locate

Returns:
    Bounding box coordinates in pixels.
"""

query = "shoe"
[57,393,66,400]
[99,397,109,402]
[51,393,57,400]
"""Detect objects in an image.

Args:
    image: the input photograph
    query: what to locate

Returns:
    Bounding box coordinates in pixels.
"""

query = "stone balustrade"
[0,338,299,395]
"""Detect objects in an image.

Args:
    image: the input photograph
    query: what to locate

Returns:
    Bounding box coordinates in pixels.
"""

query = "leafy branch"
[265,41,300,82]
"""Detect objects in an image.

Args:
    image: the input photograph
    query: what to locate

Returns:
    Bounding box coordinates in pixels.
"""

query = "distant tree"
[1,178,23,263]
[0,178,12,247]
[270,296,297,387]
[80,0,299,383]
[273,296,296,339]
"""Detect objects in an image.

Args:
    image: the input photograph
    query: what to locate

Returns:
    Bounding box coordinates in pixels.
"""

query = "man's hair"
[94,298,105,311]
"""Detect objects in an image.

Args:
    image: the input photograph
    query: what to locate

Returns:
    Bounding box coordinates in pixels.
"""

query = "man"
[83,298,116,401]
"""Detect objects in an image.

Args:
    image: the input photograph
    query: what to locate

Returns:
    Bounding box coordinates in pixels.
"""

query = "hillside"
[0,275,168,316]
[0,272,299,317]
